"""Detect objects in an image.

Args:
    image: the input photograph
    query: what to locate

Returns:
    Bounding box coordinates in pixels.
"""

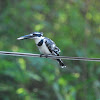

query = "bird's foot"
[45,54,49,58]
[46,54,53,58]
[40,54,44,57]
[40,54,51,58]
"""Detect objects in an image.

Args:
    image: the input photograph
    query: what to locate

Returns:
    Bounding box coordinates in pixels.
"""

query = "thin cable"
[0,51,100,62]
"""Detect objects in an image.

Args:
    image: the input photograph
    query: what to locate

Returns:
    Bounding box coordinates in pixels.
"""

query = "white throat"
[33,37,44,44]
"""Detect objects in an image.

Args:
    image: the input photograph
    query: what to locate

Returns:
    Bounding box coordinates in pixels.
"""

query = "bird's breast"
[38,42,51,54]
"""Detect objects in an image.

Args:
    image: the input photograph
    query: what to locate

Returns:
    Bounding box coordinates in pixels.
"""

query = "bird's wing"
[45,37,60,55]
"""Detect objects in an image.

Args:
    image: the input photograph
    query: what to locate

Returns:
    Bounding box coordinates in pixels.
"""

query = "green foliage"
[0,0,100,100]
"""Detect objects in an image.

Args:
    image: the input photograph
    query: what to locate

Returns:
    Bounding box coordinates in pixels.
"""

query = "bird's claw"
[40,54,44,57]
[45,55,48,58]
[40,54,50,58]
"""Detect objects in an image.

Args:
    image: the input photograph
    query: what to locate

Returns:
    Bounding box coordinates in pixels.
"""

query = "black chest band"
[37,39,43,46]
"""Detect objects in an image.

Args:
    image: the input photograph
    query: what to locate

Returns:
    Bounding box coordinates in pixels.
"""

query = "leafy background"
[0,0,100,100]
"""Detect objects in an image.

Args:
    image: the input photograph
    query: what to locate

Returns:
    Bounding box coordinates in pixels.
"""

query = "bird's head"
[17,32,43,40]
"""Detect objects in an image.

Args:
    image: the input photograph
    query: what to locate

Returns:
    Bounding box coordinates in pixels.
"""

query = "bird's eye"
[33,34,36,36]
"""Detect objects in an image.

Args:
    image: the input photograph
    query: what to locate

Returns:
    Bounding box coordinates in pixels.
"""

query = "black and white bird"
[17,32,66,68]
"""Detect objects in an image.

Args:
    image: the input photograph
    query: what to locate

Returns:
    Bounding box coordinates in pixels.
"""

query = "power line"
[0,51,100,62]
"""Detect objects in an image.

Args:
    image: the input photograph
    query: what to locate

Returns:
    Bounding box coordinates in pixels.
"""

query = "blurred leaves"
[0,0,100,100]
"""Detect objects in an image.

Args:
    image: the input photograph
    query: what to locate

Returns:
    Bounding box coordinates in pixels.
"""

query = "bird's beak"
[17,34,33,40]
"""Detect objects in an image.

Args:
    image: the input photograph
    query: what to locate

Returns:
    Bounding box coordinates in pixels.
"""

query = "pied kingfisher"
[17,32,66,68]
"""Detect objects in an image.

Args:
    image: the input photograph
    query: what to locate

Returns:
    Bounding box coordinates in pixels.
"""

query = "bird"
[17,32,66,68]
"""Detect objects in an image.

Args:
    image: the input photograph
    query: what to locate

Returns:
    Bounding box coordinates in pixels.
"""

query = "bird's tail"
[56,59,66,68]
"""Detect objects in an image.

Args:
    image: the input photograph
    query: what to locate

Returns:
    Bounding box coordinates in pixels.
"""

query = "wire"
[0,51,100,62]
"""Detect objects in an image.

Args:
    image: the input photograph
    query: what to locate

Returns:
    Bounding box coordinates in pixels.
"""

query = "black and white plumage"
[17,32,66,68]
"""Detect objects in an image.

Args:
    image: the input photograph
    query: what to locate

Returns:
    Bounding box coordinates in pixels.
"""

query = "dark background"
[0,0,100,100]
